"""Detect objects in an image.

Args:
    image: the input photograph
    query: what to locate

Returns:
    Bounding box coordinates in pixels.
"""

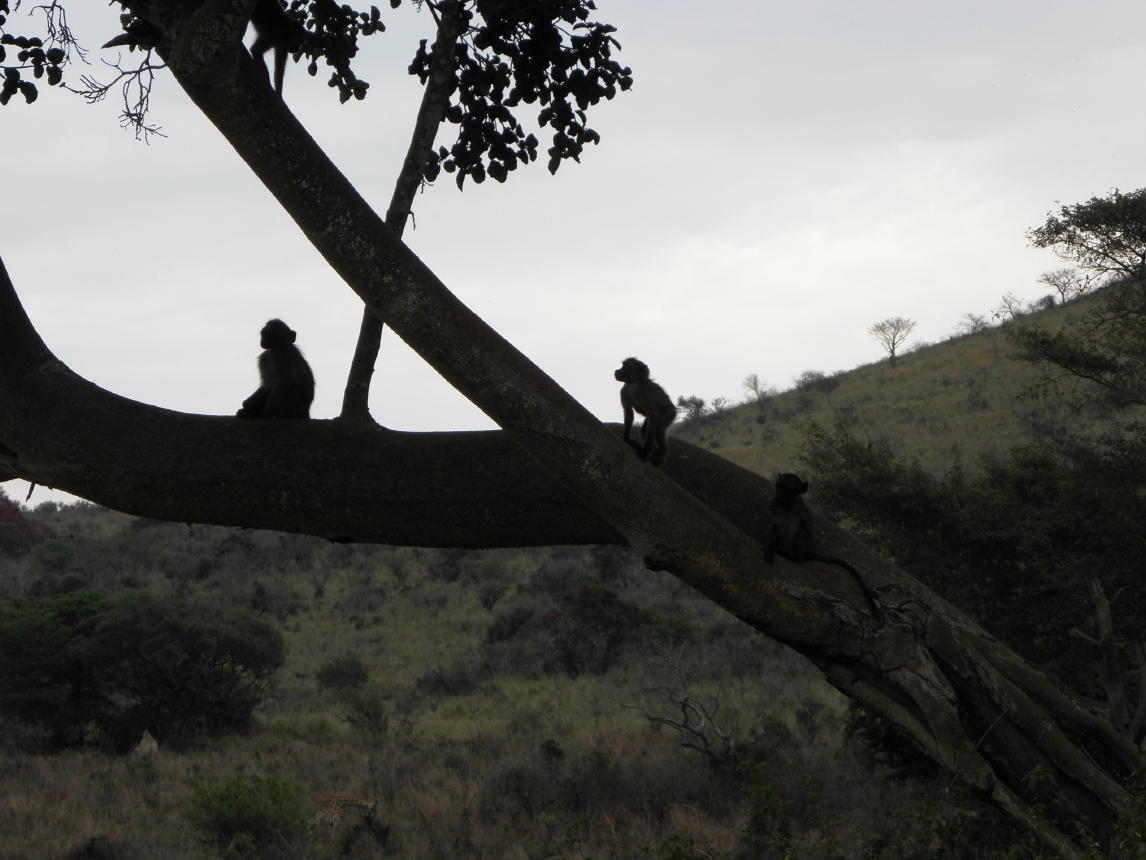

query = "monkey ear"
[799,480,809,493]
[288,328,297,343]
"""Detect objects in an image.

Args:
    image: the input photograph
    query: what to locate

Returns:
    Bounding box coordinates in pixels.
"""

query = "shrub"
[316,653,369,692]
[0,489,49,557]
[416,661,481,697]
[30,537,76,573]
[188,774,309,855]
[0,590,112,746]
[248,579,301,621]
[547,582,643,676]
[486,606,535,643]
[88,594,285,745]
[0,591,284,748]
[793,369,826,390]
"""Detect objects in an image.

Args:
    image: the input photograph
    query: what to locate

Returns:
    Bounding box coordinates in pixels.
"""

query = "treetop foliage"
[0,0,69,105]
[1029,187,1146,279]
[1017,186,1146,407]
[1,0,631,182]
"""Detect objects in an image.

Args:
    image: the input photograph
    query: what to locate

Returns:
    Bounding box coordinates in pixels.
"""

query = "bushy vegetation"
[0,589,284,749]
[0,501,991,858]
[316,653,369,692]
[0,490,48,556]
[188,773,310,856]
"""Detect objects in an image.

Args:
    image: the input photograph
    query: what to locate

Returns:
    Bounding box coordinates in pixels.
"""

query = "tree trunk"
[3,2,1140,852]
[339,0,460,424]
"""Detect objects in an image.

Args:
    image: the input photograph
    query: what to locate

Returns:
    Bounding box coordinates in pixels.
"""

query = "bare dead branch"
[71,55,167,140]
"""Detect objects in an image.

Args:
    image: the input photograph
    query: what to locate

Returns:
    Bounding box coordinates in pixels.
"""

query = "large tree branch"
[0,254,877,622]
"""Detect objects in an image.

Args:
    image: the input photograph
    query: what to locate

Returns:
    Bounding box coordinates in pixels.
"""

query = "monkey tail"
[809,554,880,617]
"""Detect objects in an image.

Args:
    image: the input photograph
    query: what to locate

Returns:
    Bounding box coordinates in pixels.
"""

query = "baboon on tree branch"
[614,357,677,466]
[764,473,879,616]
[237,319,315,419]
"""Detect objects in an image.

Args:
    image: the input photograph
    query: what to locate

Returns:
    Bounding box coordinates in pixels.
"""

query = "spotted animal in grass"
[312,794,378,841]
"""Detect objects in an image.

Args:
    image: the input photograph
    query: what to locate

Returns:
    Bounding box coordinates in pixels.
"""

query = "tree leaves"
[409,0,632,188]
[0,33,65,105]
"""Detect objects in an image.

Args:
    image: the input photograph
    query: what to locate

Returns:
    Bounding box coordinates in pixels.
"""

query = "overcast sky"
[4,1,1146,505]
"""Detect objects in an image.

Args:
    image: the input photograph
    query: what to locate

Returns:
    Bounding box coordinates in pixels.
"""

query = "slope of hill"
[675,295,1134,479]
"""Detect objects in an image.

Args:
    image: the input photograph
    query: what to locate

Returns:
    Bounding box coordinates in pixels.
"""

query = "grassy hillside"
[676,295,1135,480]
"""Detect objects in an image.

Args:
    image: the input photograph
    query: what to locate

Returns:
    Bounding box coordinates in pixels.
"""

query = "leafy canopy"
[1,0,631,182]
[1018,187,1146,406]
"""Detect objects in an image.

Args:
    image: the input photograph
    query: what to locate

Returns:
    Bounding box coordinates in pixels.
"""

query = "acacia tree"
[868,315,917,368]
[1039,268,1097,305]
[0,2,1141,853]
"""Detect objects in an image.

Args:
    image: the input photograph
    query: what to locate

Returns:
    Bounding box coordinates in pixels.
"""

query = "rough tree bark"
[0,1,1140,853]
[339,0,461,424]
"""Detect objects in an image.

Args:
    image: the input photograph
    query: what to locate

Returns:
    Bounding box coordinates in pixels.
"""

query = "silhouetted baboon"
[764,473,879,615]
[250,0,307,96]
[614,357,677,465]
[237,319,315,419]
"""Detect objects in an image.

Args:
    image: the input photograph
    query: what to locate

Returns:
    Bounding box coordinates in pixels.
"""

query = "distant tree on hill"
[868,316,917,368]
[954,313,990,337]
[1038,268,1096,304]
[675,395,707,421]
[792,369,841,407]
[994,292,1026,321]
[793,369,826,390]
[742,373,767,402]
[1018,187,1146,407]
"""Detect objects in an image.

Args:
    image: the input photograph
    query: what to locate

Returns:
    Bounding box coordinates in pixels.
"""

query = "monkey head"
[773,473,809,506]
[260,319,297,349]
[614,357,650,383]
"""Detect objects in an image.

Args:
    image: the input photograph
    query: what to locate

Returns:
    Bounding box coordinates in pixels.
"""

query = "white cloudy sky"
[4,1,1146,505]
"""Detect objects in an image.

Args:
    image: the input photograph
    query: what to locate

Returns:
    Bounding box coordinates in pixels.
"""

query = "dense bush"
[0,590,112,746]
[0,591,284,748]
[416,661,482,697]
[486,606,534,644]
[0,488,49,557]
[485,581,648,678]
[188,774,309,855]
[801,419,1146,693]
[316,653,369,692]
[548,581,644,676]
